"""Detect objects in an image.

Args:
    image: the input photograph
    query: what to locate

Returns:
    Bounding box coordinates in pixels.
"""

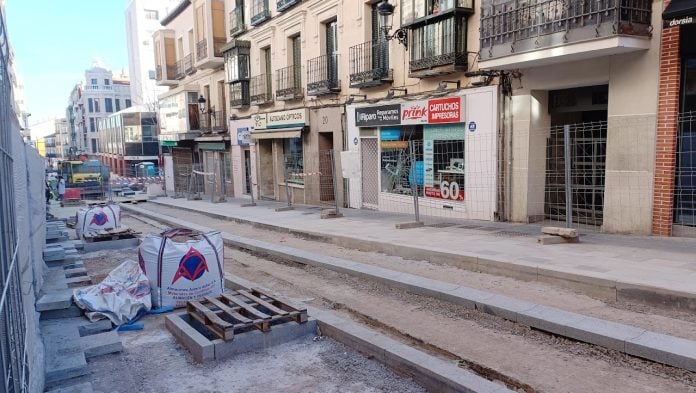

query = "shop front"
[345,86,498,220]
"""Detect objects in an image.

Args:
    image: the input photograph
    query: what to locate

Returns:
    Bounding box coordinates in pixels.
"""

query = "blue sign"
[353,137,359,146]
[380,128,401,141]
[237,127,251,146]
[468,121,477,133]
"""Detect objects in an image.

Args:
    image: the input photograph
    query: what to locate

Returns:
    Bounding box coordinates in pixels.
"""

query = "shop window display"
[283,138,304,185]
[380,126,423,195]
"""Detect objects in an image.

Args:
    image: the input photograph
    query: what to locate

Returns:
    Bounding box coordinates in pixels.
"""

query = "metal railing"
[175,58,185,80]
[276,65,303,100]
[184,53,195,74]
[229,7,245,36]
[197,39,208,61]
[349,40,393,88]
[251,0,271,25]
[200,110,228,133]
[307,54,340,95]
[480,0,652,57]
[250,74,273,105]
[675,112,696,228]
[409,15,468,72]
[230,81,250,108]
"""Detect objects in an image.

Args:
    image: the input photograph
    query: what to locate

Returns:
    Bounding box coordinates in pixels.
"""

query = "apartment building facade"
[126,0,180,106]
[153,0,234,199]
[65,63,133,157]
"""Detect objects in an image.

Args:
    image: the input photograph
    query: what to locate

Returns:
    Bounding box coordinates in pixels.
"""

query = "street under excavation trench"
[127,205,696,393]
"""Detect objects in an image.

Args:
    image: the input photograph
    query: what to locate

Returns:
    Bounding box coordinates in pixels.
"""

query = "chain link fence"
[676,112,696,228]
[280,149,340,213]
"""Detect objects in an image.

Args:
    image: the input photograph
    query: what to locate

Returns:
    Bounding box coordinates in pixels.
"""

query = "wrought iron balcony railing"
[307,54,341,96]
[479,0,652,60]
[229,7,245,36]
[175,59,185,80]
[349,40,393,88]
[197,39,208,61]
[184,54,195,75]
[276,65,303,101]
[251,0,271,26]
[409,15,468,75]
[200,110,228,133]
[230,81,250,108]
[250,74,273,105]
[277,0,299,12]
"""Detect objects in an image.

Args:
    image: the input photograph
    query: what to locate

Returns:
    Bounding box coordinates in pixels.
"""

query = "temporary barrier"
[75,204,121,239]
[73,259,152,325]
[138,228,224,308]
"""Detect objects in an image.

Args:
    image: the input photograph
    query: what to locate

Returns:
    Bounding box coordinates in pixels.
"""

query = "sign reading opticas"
[355,97,465,127]
[253,108,308,130]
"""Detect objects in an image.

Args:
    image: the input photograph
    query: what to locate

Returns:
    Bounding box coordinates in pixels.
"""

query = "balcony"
[184,54,196,75]
[229,7,245,37]
[349,40,393,88]
[155,63,178,86]
[479,0,653,70]
[200,111,228,133]
[195,38,226,69]
[307,54,341,96]
[251,0,271,26]
[277,0,299,12]
[197,39,208,62]
[175,59,185,80]
[250,74,273,105]
[230,81,250,108]
[409,15,468,78]
[276,65,303,101]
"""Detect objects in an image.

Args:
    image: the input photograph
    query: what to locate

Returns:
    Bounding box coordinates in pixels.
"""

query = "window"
[148,70,156,80]
[409,15,467,71]
[144,9,159,20]
[105,98,113,113]
[251,0,270,25]
[283,138,303,185]
[91,139,97,153]
[115,99,121,112]
[380,126,423,195]
[104,79,110,86]
[94,98,100,112]
[89,118,96,132]
[291,35,301,87]
[125,99,132,108]
[262,46,272,92]
[91,78,97,85]
[88,98,94,113]
[401,0,472,25]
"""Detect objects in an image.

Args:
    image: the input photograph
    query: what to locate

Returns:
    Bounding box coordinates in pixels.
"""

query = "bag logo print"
[90,212,109,226]
[138,250,146,274]
[172,247,209,284]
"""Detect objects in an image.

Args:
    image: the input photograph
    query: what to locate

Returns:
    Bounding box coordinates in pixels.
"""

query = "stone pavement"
[141,197,696,310]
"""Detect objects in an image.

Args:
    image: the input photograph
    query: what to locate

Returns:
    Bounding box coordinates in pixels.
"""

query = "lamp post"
[377,0,408,49]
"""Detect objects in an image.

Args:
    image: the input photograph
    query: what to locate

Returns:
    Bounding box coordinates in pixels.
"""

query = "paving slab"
[46,382,94,393]
[36,288,74,311]
[78,320,113,336]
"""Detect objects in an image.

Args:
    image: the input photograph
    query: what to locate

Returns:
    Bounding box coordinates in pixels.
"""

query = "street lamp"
[377,0,408,49]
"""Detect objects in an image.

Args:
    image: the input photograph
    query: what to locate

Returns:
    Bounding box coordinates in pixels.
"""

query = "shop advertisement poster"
[423,125,466,202]
[355,104,401,127]
[428,97,463,123]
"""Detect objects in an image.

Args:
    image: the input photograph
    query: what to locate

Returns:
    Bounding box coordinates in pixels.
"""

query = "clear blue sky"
[6,0,129,124]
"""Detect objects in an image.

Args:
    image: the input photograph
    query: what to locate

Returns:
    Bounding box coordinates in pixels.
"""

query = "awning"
[663,0,696,26]
[251,127,304,140]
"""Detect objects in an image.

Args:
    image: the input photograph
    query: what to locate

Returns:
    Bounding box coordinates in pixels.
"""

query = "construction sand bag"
[73,259,151,325]
[138,228,224,308]
[76,204,121,239]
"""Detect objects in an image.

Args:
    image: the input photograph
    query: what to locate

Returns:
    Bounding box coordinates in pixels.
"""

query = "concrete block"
[213,319,317,360]
[563,316,645,352]
[40,305,83,320]
[62,263,85,270]
[516,305,587,337]
[66,276,92,286]
[541,226,579,238]
[240,202,257,207]
[475,295,537,323]
[45,349,88,384]
[274,206,294,212]
[626,331,696,372]
[64,267,88,278]
[36,289,74,311]
[395,221,425,229]
[78,320,113,336]
[165,313,215,362]
[81,237,140,252]
[46,382,94,393]
[82,330,123,358]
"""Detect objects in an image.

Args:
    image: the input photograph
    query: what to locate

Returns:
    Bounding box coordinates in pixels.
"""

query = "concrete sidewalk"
[141,197,696,311]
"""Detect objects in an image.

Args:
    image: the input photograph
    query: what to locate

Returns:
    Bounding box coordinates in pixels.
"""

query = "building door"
[243,149,252,194]
[371,3,389,76]
[361,138,379,208]
[172,147,193,197]
[257,139,274,199]
[326,20,338,87]
[676,58,696,226]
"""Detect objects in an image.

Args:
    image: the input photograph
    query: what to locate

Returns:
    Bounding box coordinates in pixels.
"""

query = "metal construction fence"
[676,112,696,228]
[0,6,44,392]
[281,149,340,213]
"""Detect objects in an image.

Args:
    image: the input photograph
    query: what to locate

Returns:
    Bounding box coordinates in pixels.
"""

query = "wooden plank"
[251,288,307,312]
[237,290,288,316]
[187,301,234,340]
[221,293,271,320]
[204,296,252,324]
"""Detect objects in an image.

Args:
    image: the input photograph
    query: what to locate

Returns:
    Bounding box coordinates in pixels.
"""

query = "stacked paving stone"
[37,225,123,393]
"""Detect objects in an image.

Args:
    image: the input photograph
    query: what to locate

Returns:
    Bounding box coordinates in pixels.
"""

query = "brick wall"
[652,0,681,236]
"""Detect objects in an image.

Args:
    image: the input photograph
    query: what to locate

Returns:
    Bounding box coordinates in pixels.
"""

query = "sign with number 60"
[440,181,460,200]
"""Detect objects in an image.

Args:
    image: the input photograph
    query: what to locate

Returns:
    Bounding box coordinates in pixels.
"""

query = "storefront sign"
[237,127,251,146]
[355,105,401,127]
[401,101,428,125]
[198,142,226,151]
[380,141,409,149]
[428,97,462,123]
[160,141,178,147]
[380,128,401,141]
[266,108,308,129]
[252,113,267,129]
[665,15,696,26]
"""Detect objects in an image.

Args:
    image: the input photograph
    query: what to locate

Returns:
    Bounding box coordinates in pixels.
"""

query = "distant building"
[54,118,69,159]
[65,61,132,156]
[97,106,159,176]
[125,0,179,107]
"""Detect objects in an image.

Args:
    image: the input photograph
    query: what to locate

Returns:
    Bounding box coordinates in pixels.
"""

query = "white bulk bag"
[138,228,224,308]
[76,204,121,239]
[73,259,151,325]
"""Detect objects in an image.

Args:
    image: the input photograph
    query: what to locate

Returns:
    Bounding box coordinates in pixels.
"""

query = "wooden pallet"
[186,288,308,341]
